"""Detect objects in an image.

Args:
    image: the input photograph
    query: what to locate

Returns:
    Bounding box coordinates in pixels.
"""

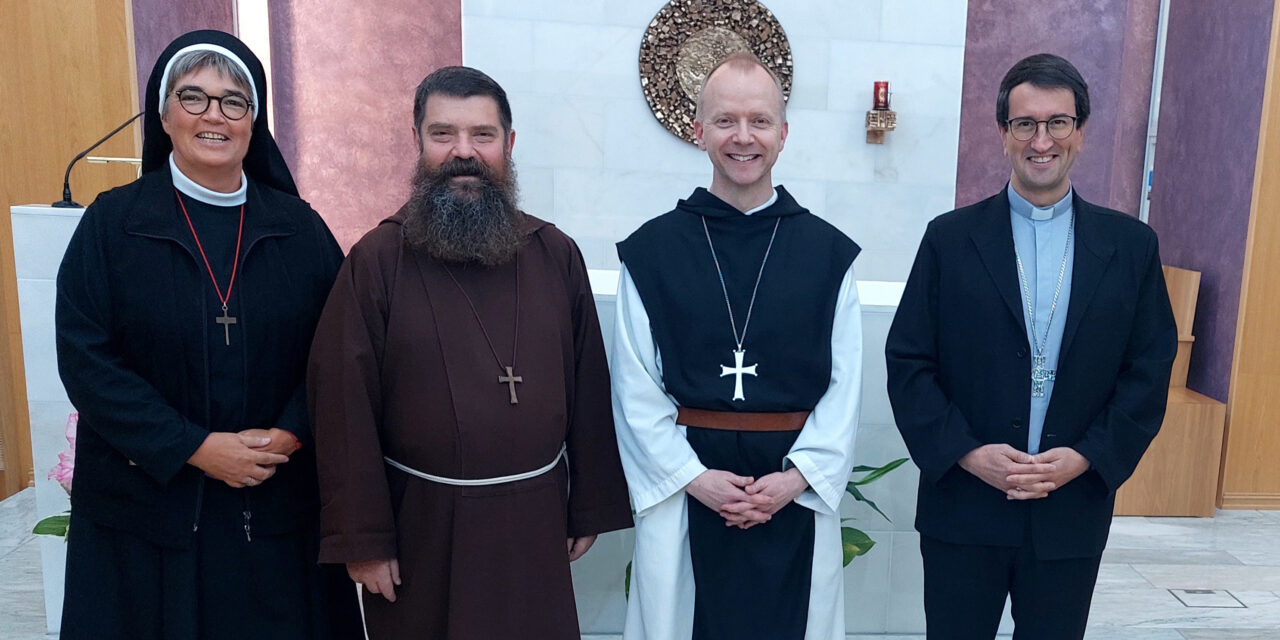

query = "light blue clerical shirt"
[1008,185,1075,455]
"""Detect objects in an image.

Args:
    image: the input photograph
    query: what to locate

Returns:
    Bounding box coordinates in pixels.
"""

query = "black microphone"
[52,112,144,208]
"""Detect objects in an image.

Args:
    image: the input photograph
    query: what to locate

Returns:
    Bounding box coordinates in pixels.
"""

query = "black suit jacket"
[886,190,1177,559]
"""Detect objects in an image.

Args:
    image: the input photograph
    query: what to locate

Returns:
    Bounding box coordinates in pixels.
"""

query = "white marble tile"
[552,168,693,235]
[1132,564,1280,592]
[1093,563,1157,591]
[870,115,962,189]
[460,15,534,77]
[828,41,964,119]
[848,636,928,640]
[0,489,37,551]
[571,528,632,635]
[786,35,831,112]
[1084,629,1185,640]
[884,580,927,635]
[880,0,968,47]
[827,181,949,281]
[843,528,892,633]
[998,597,1014,634]
[849,247,917,286]
[1176,631,1280,640]
[600,98,707,175]
[770,0,883,41]
[514,165,555,222]
[779,108,876,183]
[1102,548,1242,566]
[1090,580,1280,629]
[531,22,641,74]
[835,183,940,243]
[0,533,48,639]
[1231,590,1280,608]
[887,531,923,591]
[509,95,608,170]
[857,307,895,416]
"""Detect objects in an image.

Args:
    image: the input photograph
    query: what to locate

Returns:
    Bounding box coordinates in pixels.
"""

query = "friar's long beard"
[402,155,523,266]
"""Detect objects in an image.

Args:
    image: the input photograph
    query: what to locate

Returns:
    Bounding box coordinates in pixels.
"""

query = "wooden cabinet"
[1114,266,1227,516]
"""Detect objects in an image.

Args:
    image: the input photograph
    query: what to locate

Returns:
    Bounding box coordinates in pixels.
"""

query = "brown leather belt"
[676,407,810,432]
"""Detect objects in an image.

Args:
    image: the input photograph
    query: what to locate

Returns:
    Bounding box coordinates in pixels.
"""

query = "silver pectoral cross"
[216,306,237,346]
[719,349,758,402]
[1030,355,1055,398]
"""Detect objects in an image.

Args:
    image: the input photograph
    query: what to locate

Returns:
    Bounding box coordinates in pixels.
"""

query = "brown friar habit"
[308,209,632,639]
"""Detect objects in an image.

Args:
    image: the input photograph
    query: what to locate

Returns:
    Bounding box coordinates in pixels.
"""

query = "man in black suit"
[886,53,1177,640]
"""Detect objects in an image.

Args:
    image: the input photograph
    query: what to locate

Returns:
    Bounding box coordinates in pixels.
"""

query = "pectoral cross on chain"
[719,349,758,402]
[1030,355,1055,398]
[216,306,237,346]
[498,366,523,404]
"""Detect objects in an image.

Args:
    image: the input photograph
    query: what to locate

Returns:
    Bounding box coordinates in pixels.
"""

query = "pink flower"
[48,412,76,494]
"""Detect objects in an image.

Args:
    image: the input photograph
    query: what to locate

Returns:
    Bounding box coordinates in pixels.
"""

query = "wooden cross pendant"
[216,306,237,346]
[498,365,523,404]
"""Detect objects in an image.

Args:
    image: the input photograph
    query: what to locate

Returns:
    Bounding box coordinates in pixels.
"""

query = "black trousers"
[920,534,1103,640]
[686,427,814,640]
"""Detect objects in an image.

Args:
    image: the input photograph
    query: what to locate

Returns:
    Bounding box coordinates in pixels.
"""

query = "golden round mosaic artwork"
[639,0,793,144]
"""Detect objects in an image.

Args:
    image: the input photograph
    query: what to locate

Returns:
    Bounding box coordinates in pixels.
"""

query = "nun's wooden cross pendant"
[499,366,523,404]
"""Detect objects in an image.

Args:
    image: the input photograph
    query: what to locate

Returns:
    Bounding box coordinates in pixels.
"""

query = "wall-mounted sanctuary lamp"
[865,80,897,144]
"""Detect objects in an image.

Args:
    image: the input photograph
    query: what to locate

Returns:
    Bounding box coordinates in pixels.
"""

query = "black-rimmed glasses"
[172,88,253,121]
[1006,116,1078,141]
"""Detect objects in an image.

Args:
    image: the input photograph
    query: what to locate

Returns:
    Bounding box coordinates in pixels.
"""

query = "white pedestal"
[13,204,83,635]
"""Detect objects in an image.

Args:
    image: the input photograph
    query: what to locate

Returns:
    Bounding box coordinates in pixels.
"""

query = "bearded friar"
[307,66,632,640]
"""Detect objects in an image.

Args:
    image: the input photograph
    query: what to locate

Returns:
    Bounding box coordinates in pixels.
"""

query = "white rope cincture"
[384,445,566,487]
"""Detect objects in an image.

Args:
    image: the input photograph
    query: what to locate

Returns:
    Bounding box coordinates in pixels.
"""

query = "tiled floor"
[3,488,1278,639]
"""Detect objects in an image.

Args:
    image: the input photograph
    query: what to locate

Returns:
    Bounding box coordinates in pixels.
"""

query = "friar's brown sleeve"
[557,233,635,537]
[308,224,401,564]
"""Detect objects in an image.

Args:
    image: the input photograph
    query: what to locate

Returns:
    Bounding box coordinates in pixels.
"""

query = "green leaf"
[624,561,632,601]
[33,514,70,537]
[848,484,892,523]
[841,526,875,566]
[849,458,910,486]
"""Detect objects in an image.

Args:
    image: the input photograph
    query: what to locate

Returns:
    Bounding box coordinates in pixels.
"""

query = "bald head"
[695,52,787,122]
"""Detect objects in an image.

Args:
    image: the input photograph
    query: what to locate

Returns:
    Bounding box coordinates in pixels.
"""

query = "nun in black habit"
[55,29,361,639]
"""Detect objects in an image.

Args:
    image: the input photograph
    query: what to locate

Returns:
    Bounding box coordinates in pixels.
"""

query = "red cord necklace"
[175,189,245,346]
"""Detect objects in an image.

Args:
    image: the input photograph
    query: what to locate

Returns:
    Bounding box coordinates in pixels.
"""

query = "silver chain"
[701,216,781,351]
[1014,213,1074,356]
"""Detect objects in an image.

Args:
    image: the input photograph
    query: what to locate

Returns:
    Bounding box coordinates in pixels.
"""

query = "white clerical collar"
[742,188,780,216]
[170,153,247,206]
[1008,184,1072,221]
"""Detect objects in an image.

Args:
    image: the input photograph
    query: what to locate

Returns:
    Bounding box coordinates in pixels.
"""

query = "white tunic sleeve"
[784,265,863,515]
[611,263,708,514]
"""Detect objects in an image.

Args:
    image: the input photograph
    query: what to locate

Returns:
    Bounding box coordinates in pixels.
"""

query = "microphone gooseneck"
[52,112,144,208]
